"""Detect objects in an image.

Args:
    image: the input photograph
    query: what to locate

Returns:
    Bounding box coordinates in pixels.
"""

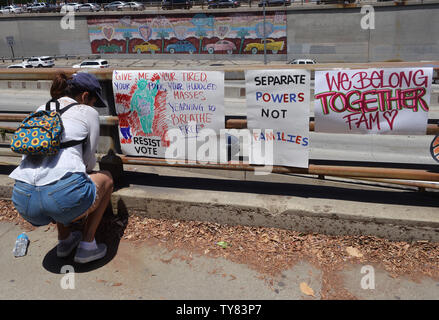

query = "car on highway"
[26,3,46,12]
[288,58,316,64]
[97,43,122,54]
[165,40,196,54]
[60,2,82,11]
[72,59,109,69]
[26,56,54,68]
[77,3,101,12]
[0,5,24,14]
[134,41,160,54]
[104,1,127,10]
[207,0,240,8]
[7,61,33,68]
[204,40,236,54]
[244,39,285,54]
[162,0,192,10]
[119,1,145,10]
[258,0,291,6]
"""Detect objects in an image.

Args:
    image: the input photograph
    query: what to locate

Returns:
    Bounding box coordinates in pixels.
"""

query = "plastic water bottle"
[12,232,29,257]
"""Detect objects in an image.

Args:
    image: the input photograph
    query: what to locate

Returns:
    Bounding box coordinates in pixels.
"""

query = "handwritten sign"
[314,68,433,135]
[112,70,224,159]
[245,69,310,168]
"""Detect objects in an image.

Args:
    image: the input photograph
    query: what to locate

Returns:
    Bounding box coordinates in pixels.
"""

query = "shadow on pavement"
[122,171,439,208]
[42,202,129,274]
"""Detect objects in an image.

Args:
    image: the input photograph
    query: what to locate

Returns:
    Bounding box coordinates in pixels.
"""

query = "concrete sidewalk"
[1,220,438,300]
[1,157,439,300]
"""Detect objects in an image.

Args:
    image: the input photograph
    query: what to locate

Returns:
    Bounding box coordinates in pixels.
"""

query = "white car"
[288,59,316,65]
[7,62,33,68]
[0,5,24,14]
[27,56,55,68]
[61,2,81,11]
[27,3,46,12]
[119,2,145,10]
[104,1,127,10]
[72,59,109,69]
[76,3,100,12]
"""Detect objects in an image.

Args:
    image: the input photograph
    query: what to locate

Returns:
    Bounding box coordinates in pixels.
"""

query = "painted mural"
[87,12,287,55]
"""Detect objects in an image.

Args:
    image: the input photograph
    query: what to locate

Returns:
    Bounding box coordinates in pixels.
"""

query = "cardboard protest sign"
[112,70,224,160]
[314,68,433,135]
[245,69,310,168]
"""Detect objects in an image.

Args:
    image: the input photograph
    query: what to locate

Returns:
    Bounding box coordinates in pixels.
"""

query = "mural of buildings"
[87,12,287,55]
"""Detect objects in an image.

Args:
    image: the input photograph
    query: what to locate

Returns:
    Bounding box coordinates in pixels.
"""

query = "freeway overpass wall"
[0,3,437,63]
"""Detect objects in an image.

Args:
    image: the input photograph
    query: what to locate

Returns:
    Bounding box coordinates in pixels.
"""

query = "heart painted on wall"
[102,26,114,41]
[383,110,398,130]
[173,26,188,40]
[255,22,274,38]
[215,25,230,39]
[138,25,152,41]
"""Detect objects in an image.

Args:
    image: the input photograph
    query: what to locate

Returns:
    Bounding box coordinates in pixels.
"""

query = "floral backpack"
[10,99,86,156]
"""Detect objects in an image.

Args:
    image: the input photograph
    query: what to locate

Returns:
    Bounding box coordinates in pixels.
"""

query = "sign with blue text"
[245,69,310,168]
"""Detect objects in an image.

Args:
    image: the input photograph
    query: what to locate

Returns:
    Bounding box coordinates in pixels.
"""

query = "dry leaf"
[346,246,363,258]
[300,282,315,297]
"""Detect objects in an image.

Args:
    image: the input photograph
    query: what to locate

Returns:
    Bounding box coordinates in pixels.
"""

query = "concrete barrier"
[0,3,438,62]
[0,80,51,90]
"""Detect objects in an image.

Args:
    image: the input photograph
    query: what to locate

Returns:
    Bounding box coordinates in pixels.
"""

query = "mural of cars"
[165,40,196,54]
[97,44,122,54]
[244,39,284,54]
[134,42,160,54]
[204,40,236,54]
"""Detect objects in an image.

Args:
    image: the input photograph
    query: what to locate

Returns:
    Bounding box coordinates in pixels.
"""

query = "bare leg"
[71,170,114,242]
[57,223,71,241]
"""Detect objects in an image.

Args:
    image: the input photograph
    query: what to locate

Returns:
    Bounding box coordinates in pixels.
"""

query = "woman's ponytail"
[50,72,70,100]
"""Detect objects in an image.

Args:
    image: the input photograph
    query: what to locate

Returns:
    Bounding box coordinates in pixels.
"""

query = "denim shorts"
[12,172,96,226]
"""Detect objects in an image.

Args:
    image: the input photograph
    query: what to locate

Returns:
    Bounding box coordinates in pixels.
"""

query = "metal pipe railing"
[0,62,438,80]
[0,64,438,188]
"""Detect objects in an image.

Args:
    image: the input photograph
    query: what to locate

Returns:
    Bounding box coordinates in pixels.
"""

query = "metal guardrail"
[0,62,438,80]
[0,64,438,189]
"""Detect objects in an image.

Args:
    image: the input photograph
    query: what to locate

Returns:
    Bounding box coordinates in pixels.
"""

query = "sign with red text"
[314,68,432,135]
[245,69,310,168]
[112,70,224,159]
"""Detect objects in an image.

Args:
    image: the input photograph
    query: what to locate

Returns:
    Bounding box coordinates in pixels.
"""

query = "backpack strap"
[45,99,61,112]
[45,99,79,115]
[60,137,87,149]
[44,99,87,150]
